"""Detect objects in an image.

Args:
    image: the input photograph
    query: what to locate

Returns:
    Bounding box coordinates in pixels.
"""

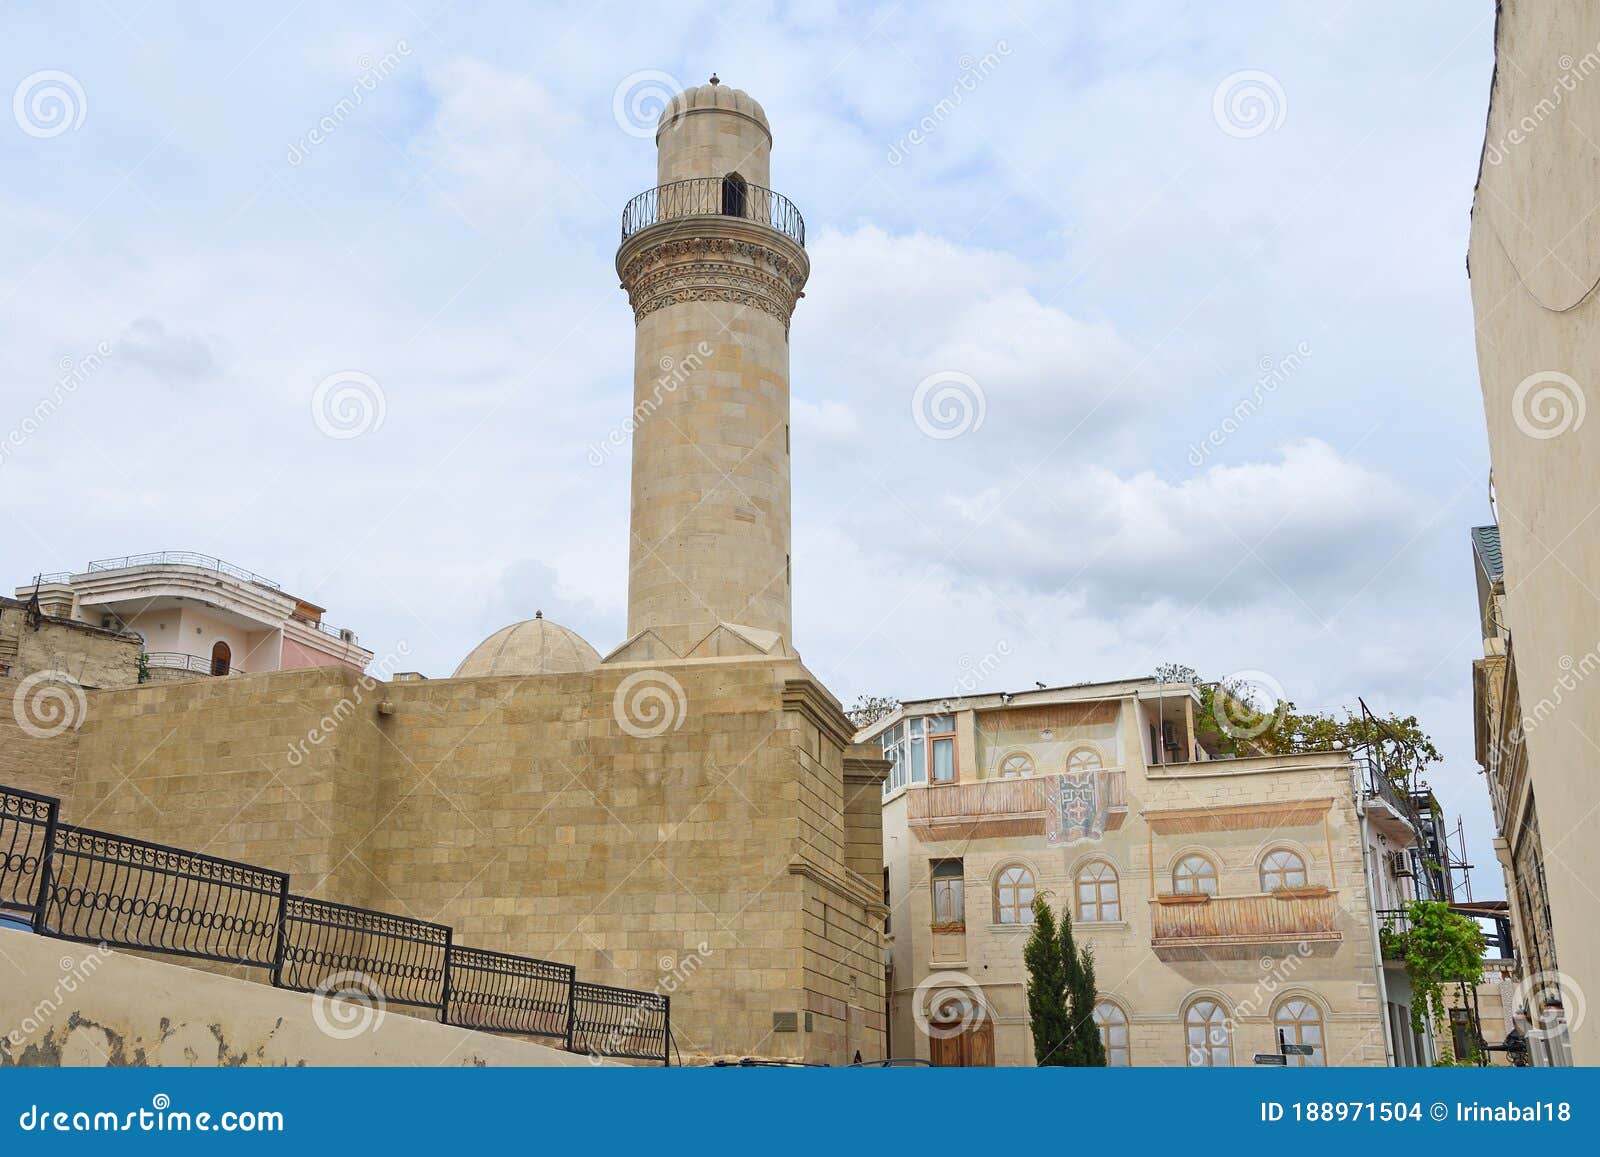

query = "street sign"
[1253,1053,1287,1066]
[1281,1044,1315,1056]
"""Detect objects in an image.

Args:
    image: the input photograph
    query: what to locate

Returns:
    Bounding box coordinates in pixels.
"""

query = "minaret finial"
[708,73,720,86]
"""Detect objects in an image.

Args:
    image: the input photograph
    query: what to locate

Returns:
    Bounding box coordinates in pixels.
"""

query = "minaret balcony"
[620,178,806,248]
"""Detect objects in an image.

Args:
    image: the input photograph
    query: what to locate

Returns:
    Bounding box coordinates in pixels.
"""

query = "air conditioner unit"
[1386,850,1413,878]
[339,628,356,642]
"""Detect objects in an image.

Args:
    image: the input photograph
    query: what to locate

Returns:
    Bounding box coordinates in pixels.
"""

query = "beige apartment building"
[1355,752,1447,1067]
[867,681,1391,1067]
[1470,524,1568,1064]
[1468,0,1600,1064]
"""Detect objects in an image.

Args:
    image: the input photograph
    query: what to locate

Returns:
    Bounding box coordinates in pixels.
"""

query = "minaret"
[615,77,809,658]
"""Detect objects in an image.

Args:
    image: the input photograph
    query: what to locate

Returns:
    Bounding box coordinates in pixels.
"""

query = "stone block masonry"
[5,656,886,1065]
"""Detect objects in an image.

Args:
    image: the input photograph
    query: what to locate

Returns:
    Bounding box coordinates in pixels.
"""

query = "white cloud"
[408,58,596,238]
[799,226,1150,455]
[923,438,1419,608]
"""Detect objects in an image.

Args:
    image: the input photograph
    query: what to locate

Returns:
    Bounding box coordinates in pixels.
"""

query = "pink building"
[18,552,372,678]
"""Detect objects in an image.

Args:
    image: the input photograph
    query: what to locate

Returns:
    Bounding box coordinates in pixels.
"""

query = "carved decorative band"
[620,236,808,329]
[630,268,797,327]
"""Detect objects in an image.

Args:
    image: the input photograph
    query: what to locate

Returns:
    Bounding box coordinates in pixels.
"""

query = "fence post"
[662,995,671,1067]
[564,981,577,1054]
[29,796,59,935]
[270,877,290,989]
[439,928,454,1025]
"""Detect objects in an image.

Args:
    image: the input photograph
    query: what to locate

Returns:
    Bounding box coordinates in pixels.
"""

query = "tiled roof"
[1471,524,1503,584]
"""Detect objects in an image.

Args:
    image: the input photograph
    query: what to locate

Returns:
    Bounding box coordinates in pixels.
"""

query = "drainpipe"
[1354,777,1398,1067]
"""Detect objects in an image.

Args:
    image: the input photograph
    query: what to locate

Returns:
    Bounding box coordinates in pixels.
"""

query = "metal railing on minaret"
[620,177,806,247]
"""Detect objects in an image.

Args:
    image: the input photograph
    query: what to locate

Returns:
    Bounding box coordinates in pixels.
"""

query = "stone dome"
[659,76,770,139]
[452,612,602,678]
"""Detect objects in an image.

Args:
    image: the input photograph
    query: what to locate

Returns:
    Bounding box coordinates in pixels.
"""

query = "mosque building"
[3,78,884,1066]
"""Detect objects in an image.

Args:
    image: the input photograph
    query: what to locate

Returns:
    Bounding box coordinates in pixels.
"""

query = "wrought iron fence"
[446,944,575,1041]
[0,786,56,921]
[1375,907,1411,960]
[0,783,670,1064]
[620,177,806,248]
[37,823,287,967]
[276,894,450,1011]
[143,652,247,677]
[1354,755,1415,823]
[85,552,282,590]
[569,980,671,1064]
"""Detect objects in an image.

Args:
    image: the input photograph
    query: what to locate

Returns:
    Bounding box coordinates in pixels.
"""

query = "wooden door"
[929,1017,995,1067]
[967,1018,995,1066]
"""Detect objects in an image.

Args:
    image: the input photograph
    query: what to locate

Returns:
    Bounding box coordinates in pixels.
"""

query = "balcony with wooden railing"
[1150,889,1343,957]
[906,769,1127,842]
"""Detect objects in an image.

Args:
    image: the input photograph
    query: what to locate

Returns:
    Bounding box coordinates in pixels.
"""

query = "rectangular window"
[881,723,906,793]
[888,715,959,787]
[927,715,956,782]
[931,860,965,927]
[907,718,925,782]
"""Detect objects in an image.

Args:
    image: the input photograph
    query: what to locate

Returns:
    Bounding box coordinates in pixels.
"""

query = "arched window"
[1066,746,1103,773]
[210,640,231,676]
[998,752,1034,778]
[1260,849,1308,893]
[1185,999,1232,1067]
[721,172,748,217]
[1093,1001,1130,1066]
[1274,999,1325,1067]
[1076,861,1121,922]
[993,865,1035,925]
[1173,854,1218,896]
[931,859,965,928]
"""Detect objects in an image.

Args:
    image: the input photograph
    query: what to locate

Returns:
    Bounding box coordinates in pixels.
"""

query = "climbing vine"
[1389,900,1484,1064]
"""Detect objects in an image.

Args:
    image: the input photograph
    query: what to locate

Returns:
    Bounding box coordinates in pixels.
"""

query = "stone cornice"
[843,749,891,787]
[617,220,809,330]
[787,856,887,917]
[781,677,856,751]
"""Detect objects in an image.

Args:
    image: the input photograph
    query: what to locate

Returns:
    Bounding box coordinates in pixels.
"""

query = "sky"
[0,3,1501,889]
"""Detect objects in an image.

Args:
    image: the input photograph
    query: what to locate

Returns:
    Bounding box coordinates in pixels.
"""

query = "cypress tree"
[1053,903,1107,1066]
[1072,940,1108,1066]
[1023,897,1071,1065]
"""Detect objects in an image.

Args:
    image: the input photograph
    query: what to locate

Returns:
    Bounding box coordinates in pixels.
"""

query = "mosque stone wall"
[10,659,886,1065]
